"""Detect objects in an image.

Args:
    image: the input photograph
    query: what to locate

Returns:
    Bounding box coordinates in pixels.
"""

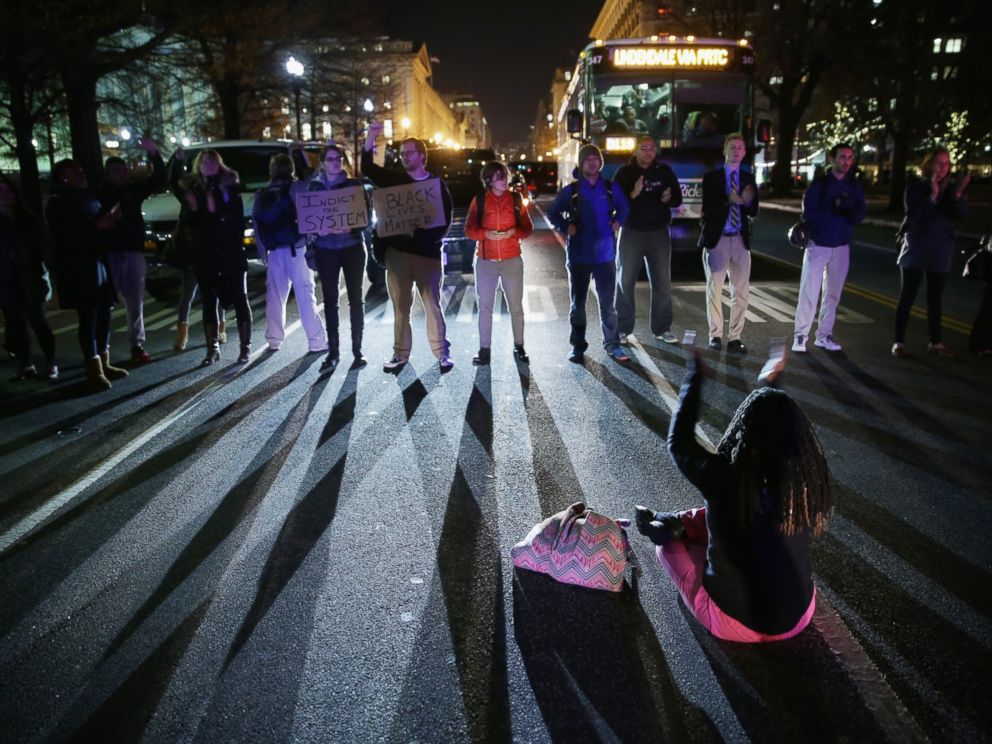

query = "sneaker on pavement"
[656,331,679,344]
[319,355,339,373]
[439,354,454,372]
[608,346,631,363]
[891,342,907,357]
[928,342,954,357]
[727,339,747,354]
[130,346,152,364]
[708,337,722,351]
[619,334,630,345]
[792,334,807,353]
[46,364,59,380]
[383,356,408,372]
[814,336,842,352]
[567,347,585,363]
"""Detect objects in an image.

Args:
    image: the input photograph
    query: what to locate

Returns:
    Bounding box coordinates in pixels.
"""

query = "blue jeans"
[567,259,620,352]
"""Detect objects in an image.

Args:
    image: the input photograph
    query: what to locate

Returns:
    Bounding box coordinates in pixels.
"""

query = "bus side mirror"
[566,109,583,135]
[756,119,772,145]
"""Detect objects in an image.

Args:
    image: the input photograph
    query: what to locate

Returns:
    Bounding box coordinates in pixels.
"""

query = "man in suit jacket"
[698,133,759,354]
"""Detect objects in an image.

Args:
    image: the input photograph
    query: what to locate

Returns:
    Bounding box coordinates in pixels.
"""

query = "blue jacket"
[802,172,866,247]
[546,173,629,263]
[306,173,369,251]
[252,180,303,252]
[897,179,968,273]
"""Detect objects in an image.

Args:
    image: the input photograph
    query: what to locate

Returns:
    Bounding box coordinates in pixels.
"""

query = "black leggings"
[894,267,947,344]
[314,244,366,357]
[77,304,112,359]
[1,301,56,366]
[200,271,251,327]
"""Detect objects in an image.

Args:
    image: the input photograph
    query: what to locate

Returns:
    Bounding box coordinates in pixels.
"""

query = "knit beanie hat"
[577,143,603,168]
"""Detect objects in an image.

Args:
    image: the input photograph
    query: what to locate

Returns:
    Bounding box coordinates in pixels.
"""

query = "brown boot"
[174,321,189,351]
[99,350,129,380]
[217,317,227,344]
[84,356,112,392]
[201,324,221,367]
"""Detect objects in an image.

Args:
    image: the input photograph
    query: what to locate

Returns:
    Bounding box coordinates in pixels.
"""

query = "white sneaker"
[814,336,842,352]
[46,364,59,380]
[791,334,807,353]
[619,334,630,345]
[383,356,408,372]
[439,354,454,372]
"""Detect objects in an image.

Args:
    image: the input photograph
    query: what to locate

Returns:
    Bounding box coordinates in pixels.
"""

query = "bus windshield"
[589,73,749,148]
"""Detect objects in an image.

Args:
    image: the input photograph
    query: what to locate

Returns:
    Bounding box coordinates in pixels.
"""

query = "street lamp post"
[286,56,305,139]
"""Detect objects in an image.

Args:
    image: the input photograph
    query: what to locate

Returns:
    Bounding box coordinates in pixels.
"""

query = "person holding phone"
[892,148,969,357]
[634,348,832,642]
[46,160,126,391]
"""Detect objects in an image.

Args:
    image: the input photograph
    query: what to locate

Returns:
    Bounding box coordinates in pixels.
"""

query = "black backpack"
[567,178,616,225]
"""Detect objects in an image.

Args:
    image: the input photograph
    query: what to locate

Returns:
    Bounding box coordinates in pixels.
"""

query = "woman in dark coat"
[0,176,57,381]
[171,148,251,365]
[45,160,128,391]
[892,147,970,357]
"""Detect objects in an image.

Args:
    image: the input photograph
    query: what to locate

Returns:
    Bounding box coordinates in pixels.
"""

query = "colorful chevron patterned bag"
[511,502,632,592]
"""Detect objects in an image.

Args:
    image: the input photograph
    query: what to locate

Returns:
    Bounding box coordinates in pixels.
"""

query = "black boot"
[237,320,252,363]
[513,344,529,363]
[472,347,491,366]
[200,324,220,367]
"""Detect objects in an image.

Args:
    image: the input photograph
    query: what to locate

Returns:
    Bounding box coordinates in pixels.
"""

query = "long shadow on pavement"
[513,570,720,743]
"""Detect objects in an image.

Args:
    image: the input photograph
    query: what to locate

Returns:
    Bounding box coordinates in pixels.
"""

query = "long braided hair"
[717,387,832,536]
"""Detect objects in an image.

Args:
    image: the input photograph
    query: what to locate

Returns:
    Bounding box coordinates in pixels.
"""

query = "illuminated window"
[931,67,939,80]
[361,77,370,85]
[945,66,957,78]
[932,38,942,53]
[769,75,783,85]
[382,74,391,83]
[945,38,962,53]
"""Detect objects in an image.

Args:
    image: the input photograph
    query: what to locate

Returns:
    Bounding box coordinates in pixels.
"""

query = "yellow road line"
[755,251,972,336]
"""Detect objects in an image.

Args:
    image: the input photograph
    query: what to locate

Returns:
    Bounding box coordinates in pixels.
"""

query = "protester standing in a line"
[252,152,327,361]
[302,144,371,373]
[171,147,252,365]
[97,136,165,363]
[464,161,533,365]
[46,160,127,391]
[791,143,866,353]
[892,147,969,358]
[613,135,682,345]
[361,121,454,373]
[0,176,57,381]
[698,134,759,354]
[546,143,631,364]
[635,349,832,642]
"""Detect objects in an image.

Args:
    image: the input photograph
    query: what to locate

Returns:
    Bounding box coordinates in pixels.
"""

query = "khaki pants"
[385,250,449,359]
[474,256,524,347]
[702,234,751,342]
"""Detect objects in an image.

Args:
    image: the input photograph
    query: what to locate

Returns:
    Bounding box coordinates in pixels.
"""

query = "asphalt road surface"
[1,198,989,743]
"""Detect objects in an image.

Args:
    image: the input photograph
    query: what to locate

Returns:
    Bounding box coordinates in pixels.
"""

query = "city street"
[1,201,990,743]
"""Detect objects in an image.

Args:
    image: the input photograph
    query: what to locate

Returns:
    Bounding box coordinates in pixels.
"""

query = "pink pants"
[657,507,816,643]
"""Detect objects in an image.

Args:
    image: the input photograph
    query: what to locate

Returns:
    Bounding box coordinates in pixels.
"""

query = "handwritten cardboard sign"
[371,178,446,237]
[295,186,368,236]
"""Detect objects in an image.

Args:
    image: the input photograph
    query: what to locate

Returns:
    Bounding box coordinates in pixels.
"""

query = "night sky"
[379,0,604,143]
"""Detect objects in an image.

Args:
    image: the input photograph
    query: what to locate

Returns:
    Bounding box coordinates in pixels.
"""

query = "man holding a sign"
[362,121,454,373]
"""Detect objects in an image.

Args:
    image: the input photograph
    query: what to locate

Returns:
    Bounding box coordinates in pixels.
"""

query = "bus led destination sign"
[613,47,730,68]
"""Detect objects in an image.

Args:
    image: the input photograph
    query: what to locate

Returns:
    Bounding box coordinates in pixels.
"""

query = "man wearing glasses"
[362,121,454,372]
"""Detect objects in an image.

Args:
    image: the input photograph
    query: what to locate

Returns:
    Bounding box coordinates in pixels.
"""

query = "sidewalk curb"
[761,201,983,239]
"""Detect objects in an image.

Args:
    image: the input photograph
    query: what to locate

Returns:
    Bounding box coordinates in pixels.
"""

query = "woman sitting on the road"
[463,161,534,365]
[635,350,832,642]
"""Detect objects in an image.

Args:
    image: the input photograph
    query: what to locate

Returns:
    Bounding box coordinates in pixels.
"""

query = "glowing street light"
[286,56,305,138]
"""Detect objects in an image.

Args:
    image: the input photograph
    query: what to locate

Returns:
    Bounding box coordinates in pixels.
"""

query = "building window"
[945,38,962,53]
[930,67,940,80]
[932,37,942,53]
[382,74,391,83]
[769,75,783,85]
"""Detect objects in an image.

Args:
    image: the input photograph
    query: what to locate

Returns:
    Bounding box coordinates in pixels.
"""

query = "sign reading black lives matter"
[371,179,446,237]
[295,186,369,236]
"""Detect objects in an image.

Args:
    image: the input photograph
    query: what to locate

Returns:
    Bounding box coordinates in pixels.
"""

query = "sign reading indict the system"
[371,178,446,237]
[295,186,369,236]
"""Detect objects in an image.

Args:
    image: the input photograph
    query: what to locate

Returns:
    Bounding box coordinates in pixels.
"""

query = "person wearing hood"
[252,151,327,363]
[613,135,683,344]
[547,143,631,363]
[97,136,165,364]
[300,144,371,373]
